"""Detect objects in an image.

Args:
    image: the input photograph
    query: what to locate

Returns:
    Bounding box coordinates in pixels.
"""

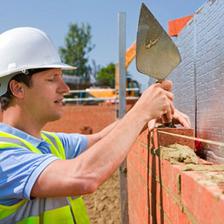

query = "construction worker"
[0,27,190,224]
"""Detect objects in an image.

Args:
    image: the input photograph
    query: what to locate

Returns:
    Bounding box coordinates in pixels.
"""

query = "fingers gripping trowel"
[136,3,181,126]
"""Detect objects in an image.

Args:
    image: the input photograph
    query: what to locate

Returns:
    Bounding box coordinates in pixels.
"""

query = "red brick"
[181,171,224,224]
[138,128,149,146]
[161,186,191,224]
[157,128,195,149]
[128,125,224,224]
[160,160,183,196]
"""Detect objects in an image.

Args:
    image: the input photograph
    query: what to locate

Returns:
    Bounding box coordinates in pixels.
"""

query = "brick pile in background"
[127,128,224,224]
[44,104,116,133]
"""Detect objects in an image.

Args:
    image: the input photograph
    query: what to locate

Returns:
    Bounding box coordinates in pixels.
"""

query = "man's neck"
[2,107,45,139]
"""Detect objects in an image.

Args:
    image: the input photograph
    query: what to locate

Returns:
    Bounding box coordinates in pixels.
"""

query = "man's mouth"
[54,98,65,105]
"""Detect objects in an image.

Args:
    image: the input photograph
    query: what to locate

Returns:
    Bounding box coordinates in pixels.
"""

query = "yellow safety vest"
[0,131,90,224]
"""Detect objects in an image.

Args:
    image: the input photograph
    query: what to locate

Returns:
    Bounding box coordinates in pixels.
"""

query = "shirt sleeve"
[0,147,59,204]
[56,133,88,159]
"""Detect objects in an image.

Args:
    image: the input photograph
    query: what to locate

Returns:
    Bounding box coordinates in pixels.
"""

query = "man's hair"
[0,68,50,111]
[0,73,33,111]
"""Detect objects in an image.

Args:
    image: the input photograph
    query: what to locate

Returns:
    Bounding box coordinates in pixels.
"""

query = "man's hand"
[133,80,174,123]
[172,108,191,128]
[147,108,191,131]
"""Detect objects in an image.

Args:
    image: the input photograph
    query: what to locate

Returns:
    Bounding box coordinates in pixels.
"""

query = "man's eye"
[47,77,55,81]
[46,74,59,81]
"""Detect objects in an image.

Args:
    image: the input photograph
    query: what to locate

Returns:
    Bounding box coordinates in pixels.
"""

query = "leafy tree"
[96,63,115,88]
[59,23,94,80]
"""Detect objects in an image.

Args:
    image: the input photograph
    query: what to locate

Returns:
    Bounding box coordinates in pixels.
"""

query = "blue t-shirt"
[0,123,88,206]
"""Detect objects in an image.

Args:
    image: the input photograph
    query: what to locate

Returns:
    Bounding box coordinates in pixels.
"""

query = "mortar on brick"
[183,165,224,194]
[159,143,198,165]
[159,143,224,194]
[201,171,224,189]
[182,164,224,172]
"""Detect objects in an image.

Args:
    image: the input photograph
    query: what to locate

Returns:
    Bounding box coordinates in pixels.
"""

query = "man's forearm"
[72,109,148,190]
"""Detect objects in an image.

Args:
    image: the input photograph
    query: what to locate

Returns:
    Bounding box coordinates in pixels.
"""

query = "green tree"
[59,23,94,80]
[96,63,115,88]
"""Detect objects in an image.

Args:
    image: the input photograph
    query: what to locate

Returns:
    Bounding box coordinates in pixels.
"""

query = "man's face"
[23,68,70,123]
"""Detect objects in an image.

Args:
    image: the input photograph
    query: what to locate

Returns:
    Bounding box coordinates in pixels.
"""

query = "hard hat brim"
[0,62,76,78]
[0,63,76,96]
[37,63,77,71]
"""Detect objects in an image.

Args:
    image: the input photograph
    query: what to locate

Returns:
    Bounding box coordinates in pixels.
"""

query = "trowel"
[136,3,181,126]
[136,3,181,80]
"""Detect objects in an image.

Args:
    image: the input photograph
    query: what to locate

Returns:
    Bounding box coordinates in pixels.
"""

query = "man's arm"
[31,81,174,198]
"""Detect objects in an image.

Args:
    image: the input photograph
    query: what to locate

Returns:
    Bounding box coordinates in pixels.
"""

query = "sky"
[0,0,206,91]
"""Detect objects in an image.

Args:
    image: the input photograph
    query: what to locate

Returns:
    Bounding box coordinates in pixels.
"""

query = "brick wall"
[148,0,224,160]
[127,128,224,224]
[172,0,224,160]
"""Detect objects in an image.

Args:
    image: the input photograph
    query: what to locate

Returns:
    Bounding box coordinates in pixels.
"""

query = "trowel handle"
[161,117,174,128]
[156,80,174,127]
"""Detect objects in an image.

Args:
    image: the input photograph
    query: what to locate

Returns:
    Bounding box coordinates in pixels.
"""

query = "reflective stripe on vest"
[41,131,66,159]
[0,131,90,224]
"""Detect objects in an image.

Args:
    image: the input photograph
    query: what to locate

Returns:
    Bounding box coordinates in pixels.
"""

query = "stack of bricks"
[44,104,116,133]
[127,128,224,224]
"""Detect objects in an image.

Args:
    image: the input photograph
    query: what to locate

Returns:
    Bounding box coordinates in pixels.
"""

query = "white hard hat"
[0,27,76,96]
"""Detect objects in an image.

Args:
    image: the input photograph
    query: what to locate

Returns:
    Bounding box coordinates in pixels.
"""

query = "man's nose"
[58,78,70,94]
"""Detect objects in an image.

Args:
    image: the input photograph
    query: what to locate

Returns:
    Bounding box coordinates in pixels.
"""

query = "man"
[0,27,190,224]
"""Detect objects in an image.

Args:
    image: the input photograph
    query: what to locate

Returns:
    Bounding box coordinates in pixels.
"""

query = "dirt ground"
[83,169,121,224]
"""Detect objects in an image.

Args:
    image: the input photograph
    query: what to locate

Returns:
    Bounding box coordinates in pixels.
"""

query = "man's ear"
[9,80,25,98]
